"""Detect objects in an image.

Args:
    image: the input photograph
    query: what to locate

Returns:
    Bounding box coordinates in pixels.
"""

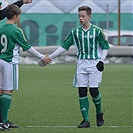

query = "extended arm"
[27,47,44,60]
[27,47,52,64]
[0,0,32,20]
[39,30,73,67]
[49,47,67,59]
[38,47,67,67]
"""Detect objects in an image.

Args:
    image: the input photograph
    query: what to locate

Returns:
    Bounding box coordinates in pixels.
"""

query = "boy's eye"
[79,16,84,18]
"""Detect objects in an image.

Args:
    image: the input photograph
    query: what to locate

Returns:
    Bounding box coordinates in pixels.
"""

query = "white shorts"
[0,59,18,90]
[73,59,102,88]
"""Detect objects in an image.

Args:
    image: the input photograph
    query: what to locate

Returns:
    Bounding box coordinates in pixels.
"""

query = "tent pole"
[118,0,121,46]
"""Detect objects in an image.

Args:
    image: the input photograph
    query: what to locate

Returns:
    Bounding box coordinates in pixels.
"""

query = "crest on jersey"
[89,35,93,38]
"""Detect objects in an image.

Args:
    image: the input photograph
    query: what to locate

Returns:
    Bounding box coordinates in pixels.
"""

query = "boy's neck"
[7,20,15,24]
[82,22,90,30]
[82,22,91,30]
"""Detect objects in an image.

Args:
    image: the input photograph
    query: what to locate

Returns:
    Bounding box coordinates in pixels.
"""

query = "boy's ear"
[12,15,16,19]
[12,15,18,21]
[13,15,18,19]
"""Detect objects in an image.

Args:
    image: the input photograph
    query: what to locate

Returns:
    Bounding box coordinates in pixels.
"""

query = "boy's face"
[78,10,91,25]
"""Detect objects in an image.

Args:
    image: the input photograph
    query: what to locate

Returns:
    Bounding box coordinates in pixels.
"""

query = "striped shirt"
[61,24,110,59]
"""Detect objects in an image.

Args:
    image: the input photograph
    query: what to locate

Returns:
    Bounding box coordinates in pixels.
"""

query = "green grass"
[7,64,132,133]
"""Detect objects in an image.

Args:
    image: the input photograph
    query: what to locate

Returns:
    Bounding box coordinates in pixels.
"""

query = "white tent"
[1,0,133,13]
[70,0,106,13]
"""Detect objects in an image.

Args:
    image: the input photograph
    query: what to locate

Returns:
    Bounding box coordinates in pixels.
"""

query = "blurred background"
[0,0,132,46]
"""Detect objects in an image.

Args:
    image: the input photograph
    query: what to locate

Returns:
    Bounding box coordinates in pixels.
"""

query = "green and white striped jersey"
[0,24,31,64]
[61,24,110,59]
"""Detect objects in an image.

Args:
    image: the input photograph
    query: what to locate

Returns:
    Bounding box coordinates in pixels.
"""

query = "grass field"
[6,64,132,133]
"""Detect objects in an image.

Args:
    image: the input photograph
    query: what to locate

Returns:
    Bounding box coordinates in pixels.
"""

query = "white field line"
[27,125,133,128]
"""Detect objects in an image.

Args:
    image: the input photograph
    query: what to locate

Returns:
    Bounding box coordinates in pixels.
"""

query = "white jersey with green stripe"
[61,24,110,59]
[0,24,31,64]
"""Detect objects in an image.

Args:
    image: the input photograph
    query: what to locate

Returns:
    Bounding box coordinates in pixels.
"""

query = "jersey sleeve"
[14,28,31,51]
[13,0,23,8]
[61,31,74,51]
[97,30,110,50]
[0,8,6,20]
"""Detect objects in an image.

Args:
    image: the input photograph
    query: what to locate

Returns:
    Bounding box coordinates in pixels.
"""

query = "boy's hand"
[23,0,32,4]
[96,61,104,72]
[38,55,52,67]
[38,60,46,67]
[43,55,52,65]
[0,2,2,9]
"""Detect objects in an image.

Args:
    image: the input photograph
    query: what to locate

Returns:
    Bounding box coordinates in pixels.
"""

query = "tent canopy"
[1,0,132,13]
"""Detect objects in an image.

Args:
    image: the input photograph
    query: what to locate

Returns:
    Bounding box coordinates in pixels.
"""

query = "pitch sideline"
[27,125,133,128]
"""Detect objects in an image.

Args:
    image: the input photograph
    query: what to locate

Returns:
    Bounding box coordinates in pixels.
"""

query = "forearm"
[101,50,108,62]
[27,47,44,60]
[13,0,23,8]
[0,8,6,20]
[49,47,67,59]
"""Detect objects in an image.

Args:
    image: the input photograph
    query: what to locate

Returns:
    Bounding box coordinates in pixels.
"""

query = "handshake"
[39,55,52,67]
